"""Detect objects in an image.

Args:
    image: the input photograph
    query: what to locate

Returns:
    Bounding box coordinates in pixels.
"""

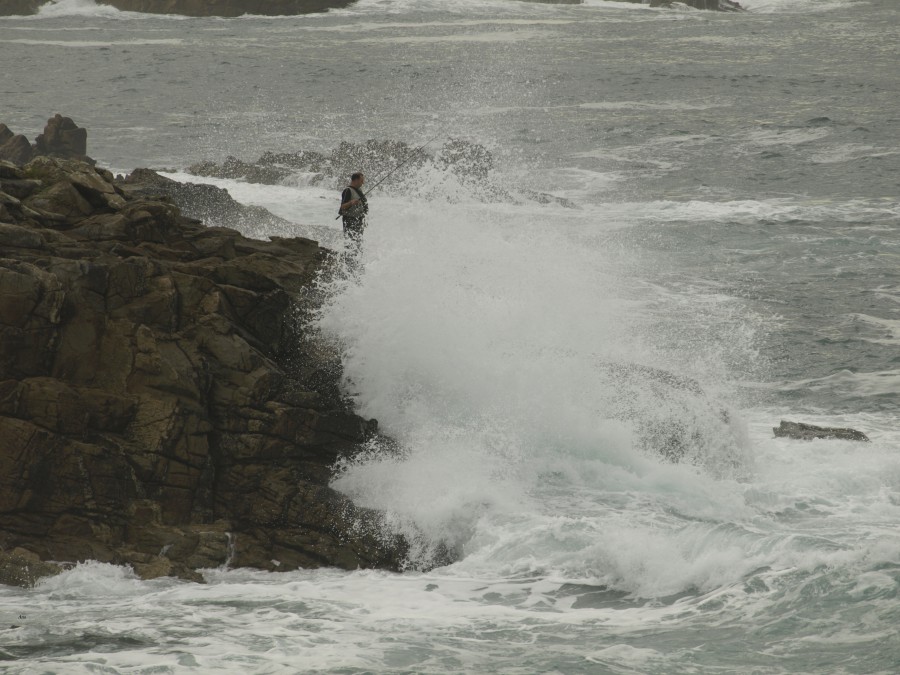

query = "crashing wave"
[188,138,576,208]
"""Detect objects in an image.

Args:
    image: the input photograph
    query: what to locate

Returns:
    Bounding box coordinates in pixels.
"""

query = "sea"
[2,0,900,672]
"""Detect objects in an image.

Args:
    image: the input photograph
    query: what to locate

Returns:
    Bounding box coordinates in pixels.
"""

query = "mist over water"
[2,0,900,671]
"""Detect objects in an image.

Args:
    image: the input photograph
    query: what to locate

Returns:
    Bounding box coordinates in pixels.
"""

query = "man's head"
[350,172,365,188]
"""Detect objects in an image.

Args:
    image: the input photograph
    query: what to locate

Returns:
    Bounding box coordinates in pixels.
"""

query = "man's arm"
[340,188,361,212]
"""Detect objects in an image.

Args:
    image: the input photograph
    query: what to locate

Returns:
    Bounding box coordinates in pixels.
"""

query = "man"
[339,172,368,249]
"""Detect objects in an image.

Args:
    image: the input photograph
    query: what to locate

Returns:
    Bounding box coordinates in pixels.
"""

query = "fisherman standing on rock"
[339,172,368,250]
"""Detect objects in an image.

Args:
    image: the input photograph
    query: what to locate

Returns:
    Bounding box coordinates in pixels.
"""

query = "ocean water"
[2,0,900,672]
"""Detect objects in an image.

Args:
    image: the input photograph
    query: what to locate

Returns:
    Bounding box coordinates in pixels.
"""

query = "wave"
[738,0,854,12]
[28,0,189,18]
[309,152,761,573]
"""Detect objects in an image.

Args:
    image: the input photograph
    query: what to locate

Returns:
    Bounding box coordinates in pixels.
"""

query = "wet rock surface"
[118,168,338,247]
[0,120,410,584]
[774,420,870,442]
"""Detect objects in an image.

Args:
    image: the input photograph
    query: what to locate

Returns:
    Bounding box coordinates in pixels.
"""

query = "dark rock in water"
[774,420,870,442]
[0,0,47,15]
[0,121,415,585]
[95,0,356,17]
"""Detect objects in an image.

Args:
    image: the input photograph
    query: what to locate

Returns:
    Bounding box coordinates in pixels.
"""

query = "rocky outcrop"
[0,123,411,586]
[119,168,339,247]
[95,0,356,16]
[774,420,870,442]
[34,114,90,163]
[0,116,94,167]
[0,125,38,166]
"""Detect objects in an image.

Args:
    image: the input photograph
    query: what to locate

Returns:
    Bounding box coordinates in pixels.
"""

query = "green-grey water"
[1,0,899,672]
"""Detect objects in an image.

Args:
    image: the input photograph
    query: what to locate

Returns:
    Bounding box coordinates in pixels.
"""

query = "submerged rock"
[0,119,412,585]
[773,420,870,442]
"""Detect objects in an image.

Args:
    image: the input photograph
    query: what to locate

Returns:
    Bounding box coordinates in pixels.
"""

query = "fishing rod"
[335,132,442,219]
[365,132,442,195]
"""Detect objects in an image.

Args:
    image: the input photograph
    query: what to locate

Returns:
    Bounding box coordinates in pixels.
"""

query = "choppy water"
[2,0,900,672]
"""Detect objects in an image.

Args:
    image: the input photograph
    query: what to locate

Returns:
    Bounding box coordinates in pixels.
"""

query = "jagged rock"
[0,117,95,167]
[34,114,92,164]
[122,167,283,227]
[95,0,356,17]
[119,168,338,247]
[0,159,23,180]
[0,125,34,165]
[0,139,413,585]
[774,420,870,442]
[129,555,206,584]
